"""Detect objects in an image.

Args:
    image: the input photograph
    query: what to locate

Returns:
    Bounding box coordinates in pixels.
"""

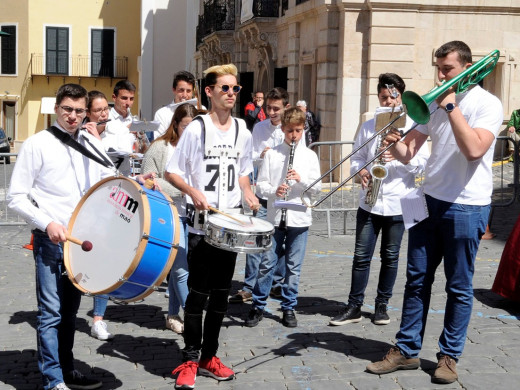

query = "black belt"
[257,196,268,208]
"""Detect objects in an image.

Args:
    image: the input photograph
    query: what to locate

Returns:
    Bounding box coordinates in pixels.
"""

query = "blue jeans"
[243,203,285,292]
[348,208,405,306]
[168,217,189,316]
[93,295,108,317]
[33,229,82,390]
[252,226,308,311]
[396,195,489,360]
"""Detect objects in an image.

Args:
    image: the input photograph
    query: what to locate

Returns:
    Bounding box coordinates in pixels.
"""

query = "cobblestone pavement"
[1,160,520,389]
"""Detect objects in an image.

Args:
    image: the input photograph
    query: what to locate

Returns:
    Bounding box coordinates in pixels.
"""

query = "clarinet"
[278,141,296,230]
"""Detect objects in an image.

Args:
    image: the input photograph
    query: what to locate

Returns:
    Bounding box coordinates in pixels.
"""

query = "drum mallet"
[66,235,93,252]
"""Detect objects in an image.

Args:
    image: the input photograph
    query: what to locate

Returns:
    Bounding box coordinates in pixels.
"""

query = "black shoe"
[270,286,282,298]
[245,308,263,327]
[282,310,297,327]
[64,370,102,390]
[373,303,390,325]
[329,304,361,326]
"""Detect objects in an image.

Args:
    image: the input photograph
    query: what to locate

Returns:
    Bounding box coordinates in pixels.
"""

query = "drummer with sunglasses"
[165,64,257,390]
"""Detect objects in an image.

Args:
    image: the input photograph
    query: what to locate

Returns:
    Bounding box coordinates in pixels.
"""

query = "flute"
[278,141,296,230]
[81,118,111,130]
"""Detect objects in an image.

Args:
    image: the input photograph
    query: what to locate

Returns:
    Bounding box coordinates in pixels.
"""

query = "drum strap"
[46,126,114,170]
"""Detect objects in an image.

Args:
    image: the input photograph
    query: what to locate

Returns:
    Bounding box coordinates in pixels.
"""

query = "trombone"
[301,49,500,208]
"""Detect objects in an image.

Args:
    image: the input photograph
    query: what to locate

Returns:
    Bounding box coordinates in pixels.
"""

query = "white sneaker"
[165,314,184,334]
[91,320,114,340]
[50,384,71,390]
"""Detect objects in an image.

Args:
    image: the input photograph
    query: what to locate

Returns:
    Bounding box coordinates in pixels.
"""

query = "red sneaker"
[198,356,235,381]
[172,361,198,389]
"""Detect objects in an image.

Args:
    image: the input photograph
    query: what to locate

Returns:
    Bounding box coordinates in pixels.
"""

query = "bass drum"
[64,176,180,302]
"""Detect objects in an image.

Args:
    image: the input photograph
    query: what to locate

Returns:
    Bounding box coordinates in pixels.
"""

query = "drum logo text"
[108,184,139,219]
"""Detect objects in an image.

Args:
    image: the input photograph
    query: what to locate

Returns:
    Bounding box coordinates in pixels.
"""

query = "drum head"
[207,213,274,232]
[64,177,148,294]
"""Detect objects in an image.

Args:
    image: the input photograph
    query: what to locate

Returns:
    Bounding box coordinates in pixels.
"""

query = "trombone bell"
[402,49,500,125]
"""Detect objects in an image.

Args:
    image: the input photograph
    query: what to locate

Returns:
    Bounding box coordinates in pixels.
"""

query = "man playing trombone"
[366,41,503,384]
[329,73,429,327]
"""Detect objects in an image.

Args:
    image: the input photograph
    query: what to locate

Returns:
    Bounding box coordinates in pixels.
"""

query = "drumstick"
[208,206,247,226]
[66,235,93,252]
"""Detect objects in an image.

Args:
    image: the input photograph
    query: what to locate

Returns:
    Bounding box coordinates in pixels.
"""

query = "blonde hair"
[203,64,238,86]
[281,107,306,127]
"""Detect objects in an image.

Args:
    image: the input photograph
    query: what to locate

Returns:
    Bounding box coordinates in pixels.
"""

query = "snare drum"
[64,176,180,302]
[204,214,274,253]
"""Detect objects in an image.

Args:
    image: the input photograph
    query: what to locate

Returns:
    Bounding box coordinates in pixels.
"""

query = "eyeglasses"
[59,105,87,115]
[91,107,110,114]
[211,84,242,94]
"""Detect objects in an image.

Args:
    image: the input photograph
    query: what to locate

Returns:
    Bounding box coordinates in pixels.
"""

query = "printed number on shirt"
[204,164,236,192]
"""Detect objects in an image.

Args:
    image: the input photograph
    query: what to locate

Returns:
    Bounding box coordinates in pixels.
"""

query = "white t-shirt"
[415,85,503,205]
[166,115,253,209]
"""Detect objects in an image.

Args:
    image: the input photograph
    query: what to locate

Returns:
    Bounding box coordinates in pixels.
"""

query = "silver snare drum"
[204,214,274,253]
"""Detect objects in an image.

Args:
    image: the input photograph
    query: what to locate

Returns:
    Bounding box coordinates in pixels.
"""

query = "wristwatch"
[445,102,457,113]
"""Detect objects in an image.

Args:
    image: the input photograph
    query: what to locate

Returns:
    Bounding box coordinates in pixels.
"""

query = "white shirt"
[166,115,253,209]
[257,141,321,227]
[103,107,135,153]
[416,85,503,205]
[7,122,114,231]
[351,108,430,216]
[153,98,205,139]
[251,119,306,199]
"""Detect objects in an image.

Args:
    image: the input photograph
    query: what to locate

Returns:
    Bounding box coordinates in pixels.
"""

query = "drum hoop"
[64,176,149,295]
[124,190,181,302]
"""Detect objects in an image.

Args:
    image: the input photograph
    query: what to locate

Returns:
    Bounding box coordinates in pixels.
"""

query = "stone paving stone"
[2,195,520,389]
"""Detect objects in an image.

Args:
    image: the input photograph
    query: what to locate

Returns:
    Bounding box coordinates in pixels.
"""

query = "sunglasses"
[211,84,242,94]
[59,105,87,115]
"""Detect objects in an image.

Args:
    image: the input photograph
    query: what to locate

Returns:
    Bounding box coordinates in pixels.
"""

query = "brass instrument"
[279,141,296,230]
[301,49,500,208]
[365,86,404,207]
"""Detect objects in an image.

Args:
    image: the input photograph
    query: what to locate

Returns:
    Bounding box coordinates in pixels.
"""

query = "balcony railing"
[252,0,280,18]
[30,53,128,79]
[196,0,235,46]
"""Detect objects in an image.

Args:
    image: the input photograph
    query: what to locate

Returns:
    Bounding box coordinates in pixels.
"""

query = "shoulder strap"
[46,126,113,169]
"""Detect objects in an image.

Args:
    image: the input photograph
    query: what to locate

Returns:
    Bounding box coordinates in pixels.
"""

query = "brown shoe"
[229,290,252,303]
[366,346,420,374]
[432,354,458,384]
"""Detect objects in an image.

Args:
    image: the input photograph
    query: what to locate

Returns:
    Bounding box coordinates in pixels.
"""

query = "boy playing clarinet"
[244,107,321,328]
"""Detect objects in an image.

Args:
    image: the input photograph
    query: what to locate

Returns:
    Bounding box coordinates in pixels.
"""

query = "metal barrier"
[307,141,360,237]
[309,137,518,237]
[0,153,26,226]
[489,136,519,228]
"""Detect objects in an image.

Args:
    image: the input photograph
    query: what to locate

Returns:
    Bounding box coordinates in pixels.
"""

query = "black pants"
[182,234,237,362]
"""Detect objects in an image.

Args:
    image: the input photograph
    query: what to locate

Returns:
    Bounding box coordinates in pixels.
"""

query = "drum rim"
[125,189,181,302]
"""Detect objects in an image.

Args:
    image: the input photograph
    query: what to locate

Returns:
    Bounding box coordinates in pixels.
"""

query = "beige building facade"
[195,0,520,153]
[0,0,142,149]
